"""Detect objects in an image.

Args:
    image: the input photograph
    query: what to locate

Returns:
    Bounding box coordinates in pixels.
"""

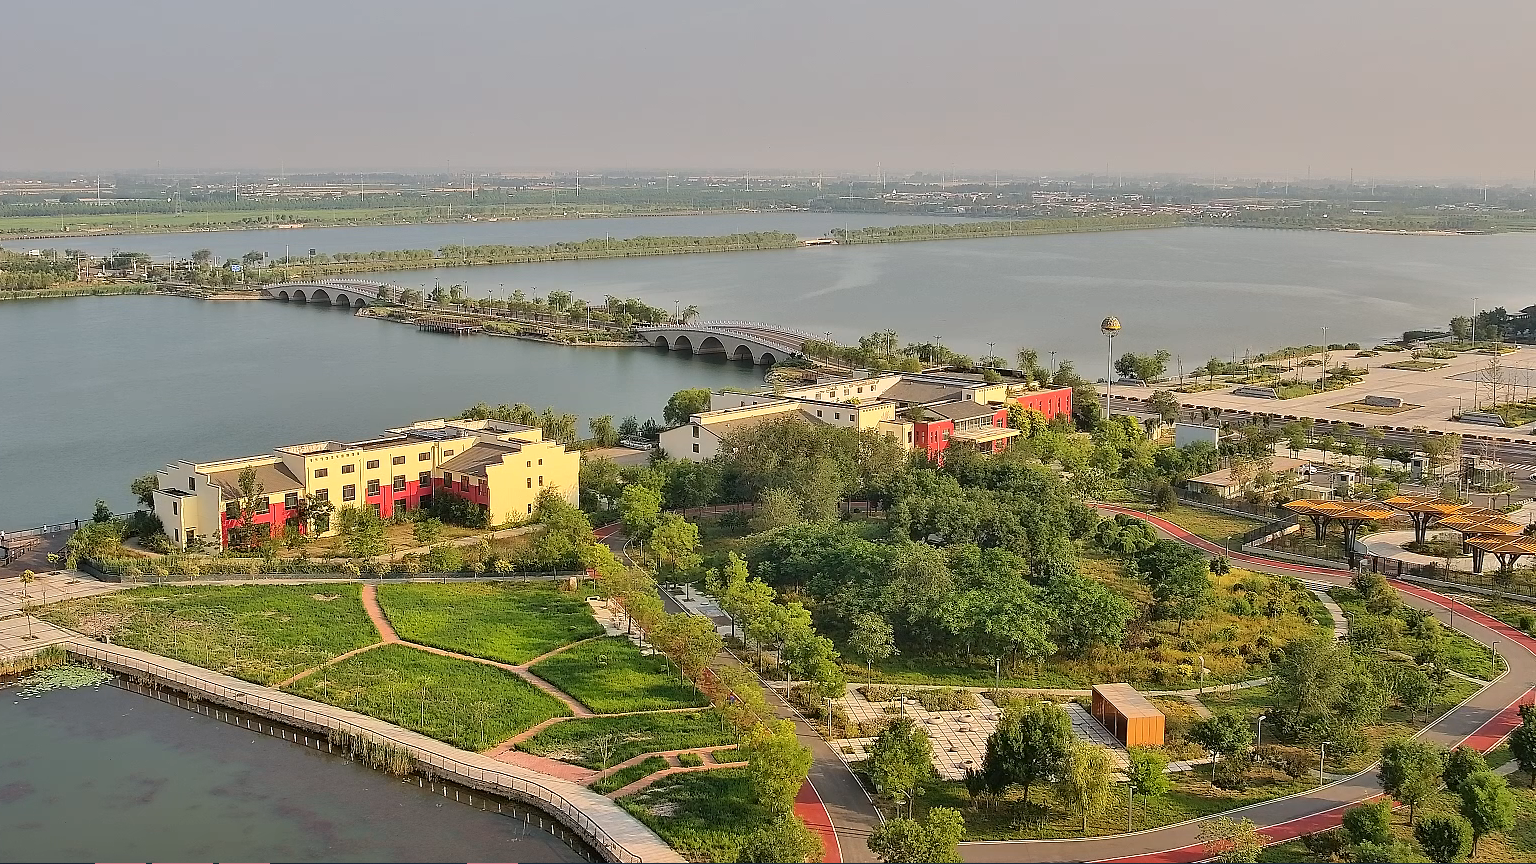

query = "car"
[619,438,653,450]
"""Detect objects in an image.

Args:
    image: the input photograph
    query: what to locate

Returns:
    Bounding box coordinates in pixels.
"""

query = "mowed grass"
[376,582,602,665]
[591,756,670,794]
[518,709,734,769]
[531,636,710,714]
[618,768,779,863]
[1132,503,1263,544]
[283,644,569,750]
[35,584,378,685]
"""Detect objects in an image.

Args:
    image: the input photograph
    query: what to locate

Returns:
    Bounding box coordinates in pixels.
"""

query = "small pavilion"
[1382,494,1469,544]
[1465,535,1536,575]
[1283,499,1400,568]
[1432,510,1524,554]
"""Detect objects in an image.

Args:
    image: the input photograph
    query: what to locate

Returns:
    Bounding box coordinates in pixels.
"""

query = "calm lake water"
[0,296,759,528]
[5,224,1536,527]
[0,679,586,862]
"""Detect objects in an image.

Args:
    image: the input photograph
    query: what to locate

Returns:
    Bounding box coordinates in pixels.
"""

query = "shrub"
[861,685,896,703]
[339,560,362,578]
[678,752,705,768]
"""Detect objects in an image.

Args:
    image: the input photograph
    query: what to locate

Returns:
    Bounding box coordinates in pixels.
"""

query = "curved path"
[960,505,1536,863]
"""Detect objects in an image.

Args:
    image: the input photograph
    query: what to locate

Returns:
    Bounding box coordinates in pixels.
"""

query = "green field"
[591,756,670,794]
[517,709,734,769]
[530,636,710,714]
[1132,504,1263,545]
[618,768,779,863]
[1259,785,1536,863]
[375,582,602,665]
[35,584,378,685]
[283,643,569,749]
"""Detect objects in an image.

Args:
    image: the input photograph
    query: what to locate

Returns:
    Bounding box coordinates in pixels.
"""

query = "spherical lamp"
[1101,317,1121,419]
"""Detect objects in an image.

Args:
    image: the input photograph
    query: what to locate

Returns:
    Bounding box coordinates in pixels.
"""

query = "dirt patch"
[310,594,340,602]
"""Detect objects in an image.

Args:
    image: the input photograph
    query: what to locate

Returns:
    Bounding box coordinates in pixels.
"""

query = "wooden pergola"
[1382,494,1469,545]
[1432,510,1524,554]
[1283,499,1400,567]
[1465,535,1536,575]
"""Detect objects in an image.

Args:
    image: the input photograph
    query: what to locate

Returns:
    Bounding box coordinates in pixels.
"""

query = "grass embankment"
[35,584,378,685]
[517,709,734,769]
[1329,586,1502,680]
[1131,504,1264,545]
[834,214,1180,244]
[618,768,780,863]
[530,636,710,714]
[865,554,1326,691]
[283,643,569,749]
[375,582,602,665]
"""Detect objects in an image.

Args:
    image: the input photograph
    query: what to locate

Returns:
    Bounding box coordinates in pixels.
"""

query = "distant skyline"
[5,0,1535,181]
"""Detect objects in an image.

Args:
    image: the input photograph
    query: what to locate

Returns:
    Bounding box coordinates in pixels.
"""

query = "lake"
[0,676,587,862]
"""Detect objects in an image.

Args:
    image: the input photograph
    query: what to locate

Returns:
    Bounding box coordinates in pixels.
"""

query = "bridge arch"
[696,336,726,355]
[335,292,350,306]
[759,352,777,366]
[354,297,367,308]
[293,289,308,303]
[671,334,694,353]
[653,335,671,350]
[277,290,290,301]
[310,288,331,304]
[731,344,755,362]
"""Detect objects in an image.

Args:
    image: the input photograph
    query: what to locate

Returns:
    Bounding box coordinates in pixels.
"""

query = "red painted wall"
[1015,386,1073,421]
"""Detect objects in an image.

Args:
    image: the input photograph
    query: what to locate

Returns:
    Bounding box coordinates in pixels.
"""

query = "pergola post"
[1472,547,1485,574]
[1412,512,1431,545]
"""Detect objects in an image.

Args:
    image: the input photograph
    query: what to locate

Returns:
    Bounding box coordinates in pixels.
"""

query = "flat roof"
[925,400,999,422]
[438,441,523,477]
[1092,683,1163,719]
[207,461,304,497]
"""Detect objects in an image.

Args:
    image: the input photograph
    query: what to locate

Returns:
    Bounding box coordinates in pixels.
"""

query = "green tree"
[1350,839,1417,863]
[588,414,620,447]
[1147,389,1180,424]
[1443,745,1489,794]
[92,499,113,523]
[848,613,898,682]
[867,807,965,864]
[338,505,388,557]
[1198,816,1268,863]
[980,700,1073,809]
[1189,711,1254,780]
[1378,737,1446,824]
[412,517,444,545]
[1414,813,1473,864]
[1126,749,1171,826]
[618,482,663,540]
[663,388,712,427]
[1508,703,1536,786]
[750,486,804,532]
[1134,540,1213,634]
[1459,769,1515,856]
[741,718,814,812]
[1054,742,1115,833]
[131,472,159,509]
[1042,568,1135,656]
[866,718,935,810]
[229,466,268,550]
[646,512,701,577]
[737,811,824,863]
[1341,798,1394,847]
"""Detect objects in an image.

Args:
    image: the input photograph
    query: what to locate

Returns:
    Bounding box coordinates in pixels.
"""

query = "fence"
[63,640,677,864]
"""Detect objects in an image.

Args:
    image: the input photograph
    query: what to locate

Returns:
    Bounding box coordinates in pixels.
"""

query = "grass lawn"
[862,555,1324,691]
[618,768,778,863]
[283,644,569,749]
[908,768,1314,840]
[518,709,734,769]
[1330,587,1502,680]
[591,756,670,794]
[531,636,709,714]
[294,521,488,558]
[376,582,602,665]
[1135,504,1263,545]
[1465,595,1536,636]
[1260,785,1536,862]
[35,584,378,685]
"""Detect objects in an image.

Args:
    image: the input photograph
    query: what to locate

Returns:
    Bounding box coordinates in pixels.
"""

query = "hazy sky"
[5,0,1533,179]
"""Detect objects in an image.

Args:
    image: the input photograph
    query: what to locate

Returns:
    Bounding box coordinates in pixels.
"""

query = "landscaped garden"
[530,636,710,714]
[591,756,670,794]
[376,582,603,665]
[35,584,379,685]
[618,768,782,863]
[517,709,735,769]
[283,643,570,749]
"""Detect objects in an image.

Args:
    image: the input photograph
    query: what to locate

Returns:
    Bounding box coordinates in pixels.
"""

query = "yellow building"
[152,417,579,549]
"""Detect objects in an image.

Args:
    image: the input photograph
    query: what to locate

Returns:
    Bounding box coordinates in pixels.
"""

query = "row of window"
[312,450,457,479]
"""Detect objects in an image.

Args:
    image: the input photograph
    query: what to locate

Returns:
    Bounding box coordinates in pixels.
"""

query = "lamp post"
[1256,714,1266,749]
[1320,740,1331,782]
[1102,317,1121,419]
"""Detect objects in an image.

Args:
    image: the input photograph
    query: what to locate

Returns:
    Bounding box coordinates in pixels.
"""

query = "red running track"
[796,780,843,863]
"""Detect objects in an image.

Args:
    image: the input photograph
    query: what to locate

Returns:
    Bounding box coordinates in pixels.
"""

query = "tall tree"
[1197,816,1268,863]
[1341,799,1394,847]
[1414,813,1473,864]
[1378,737,1446,824]
[737,811,824,863]
[848,613,898,682]
[1443,745,1490,794]
[663,388,713,427]
[866,718,935,811]
[646,512,701,577]
[1126,749,1171,826]
[588,414,620,447]
[867,807,965,864]
[740,719,814,812]
[980,700,1073,809]
[1054,742,1115,834]
[1507,703,1536,787]
[131,473,159,509]
[1459,769,1515,856]
[618,482,663,540]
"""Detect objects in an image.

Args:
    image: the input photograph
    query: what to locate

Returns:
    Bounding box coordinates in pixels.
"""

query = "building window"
[526,460,532,468]
[443,450,454,457]
[257,498,270,514]
[392,475,406,492]
[367,459,380,469]
[284,492,299,509]
[693,443,700,453]
[343,484,356,502]
[315,488,329,502]
[396,497,407,511]
[392,455,406,465]
[172,501,179,515]
[226,502,238,518]
[527,478,533,488]
[188,477,196,490]
[418,451,431,461]
[314,467,328,478]
[341,464,355,474]
[817,410,823,417]
[527,503,533,514]
[693,425,700,438]
[419,471,431,485]
[367,479,380,495]
[371,503,381,516]
[835,412,841,420]
[538,475,543,486]
[538,458,543,465]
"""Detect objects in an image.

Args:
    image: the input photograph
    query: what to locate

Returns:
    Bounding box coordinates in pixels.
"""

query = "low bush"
[678,752,705,768]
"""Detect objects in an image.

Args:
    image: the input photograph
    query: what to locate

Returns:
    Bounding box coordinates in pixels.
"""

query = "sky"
[4,0,1534,180]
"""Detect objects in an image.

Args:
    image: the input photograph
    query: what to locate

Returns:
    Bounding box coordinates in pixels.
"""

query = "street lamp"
[1320,740,1331,782]
[1256,714,1267,749]
[1102,317,1121,419]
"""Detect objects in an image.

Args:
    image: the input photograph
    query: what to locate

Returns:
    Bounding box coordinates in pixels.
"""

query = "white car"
[619,438,653,451]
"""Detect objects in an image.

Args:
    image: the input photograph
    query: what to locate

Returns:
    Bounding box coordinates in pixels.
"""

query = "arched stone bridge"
[263,280,394,308]
[634,321,811,365]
